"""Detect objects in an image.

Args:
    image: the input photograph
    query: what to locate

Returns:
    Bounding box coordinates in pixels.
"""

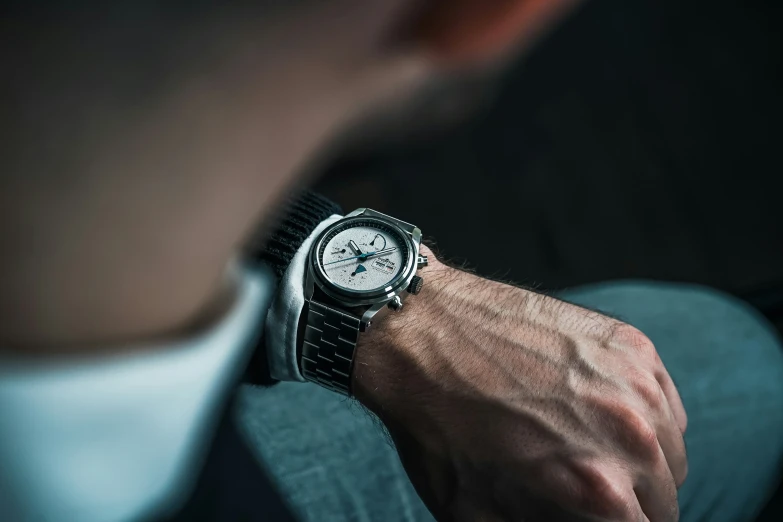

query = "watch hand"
[323,253,366,266]
[348,240,363,255]
[360,247,397,260]
[323,247,397,266]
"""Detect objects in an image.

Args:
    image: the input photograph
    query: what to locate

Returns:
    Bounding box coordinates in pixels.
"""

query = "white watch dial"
[319,221,408,292]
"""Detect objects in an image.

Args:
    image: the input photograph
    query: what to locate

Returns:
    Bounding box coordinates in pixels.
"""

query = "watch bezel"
[310,216,417,307]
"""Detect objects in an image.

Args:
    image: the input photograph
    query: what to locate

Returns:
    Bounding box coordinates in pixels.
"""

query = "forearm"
[349,245,687,521]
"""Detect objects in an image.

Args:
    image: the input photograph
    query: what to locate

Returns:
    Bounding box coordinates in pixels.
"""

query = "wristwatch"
[299,208,427,396]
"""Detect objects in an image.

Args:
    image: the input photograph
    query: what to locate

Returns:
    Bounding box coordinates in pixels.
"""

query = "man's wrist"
[351,244,449,410]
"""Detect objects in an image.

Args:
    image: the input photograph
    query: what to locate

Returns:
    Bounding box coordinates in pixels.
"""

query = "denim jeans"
[237,281,783,522]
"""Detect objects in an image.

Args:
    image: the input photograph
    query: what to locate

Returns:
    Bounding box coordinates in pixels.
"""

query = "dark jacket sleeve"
[246,190,343,279]
[243,190,343,385]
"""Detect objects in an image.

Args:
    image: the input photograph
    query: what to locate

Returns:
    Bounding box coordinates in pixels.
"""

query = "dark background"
[316,0,783,328]
[314,0,783,518]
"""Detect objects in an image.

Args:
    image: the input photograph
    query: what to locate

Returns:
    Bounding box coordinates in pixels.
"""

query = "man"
[1,1,782,521]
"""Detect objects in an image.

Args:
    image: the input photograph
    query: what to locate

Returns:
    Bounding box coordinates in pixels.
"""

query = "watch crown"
[407,275,424,295]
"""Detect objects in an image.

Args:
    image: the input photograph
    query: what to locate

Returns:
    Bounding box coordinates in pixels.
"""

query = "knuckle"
[631,372,665,410]
[612,324,657,358]
[572,463,634,518]
[603,401,660,462]
[622,410,660,461]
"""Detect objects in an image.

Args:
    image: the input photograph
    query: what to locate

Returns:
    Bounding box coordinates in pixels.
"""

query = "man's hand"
[353,246,688,522]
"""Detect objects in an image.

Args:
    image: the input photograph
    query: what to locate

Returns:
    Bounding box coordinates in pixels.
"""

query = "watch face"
[316,219,410,294]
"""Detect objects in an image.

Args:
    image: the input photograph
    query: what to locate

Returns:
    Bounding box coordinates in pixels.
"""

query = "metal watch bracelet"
[300,299,361,396]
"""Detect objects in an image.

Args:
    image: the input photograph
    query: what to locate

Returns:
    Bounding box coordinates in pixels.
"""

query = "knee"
[679,284,783,426]
[562,281,783,520]
[612,282,783,425]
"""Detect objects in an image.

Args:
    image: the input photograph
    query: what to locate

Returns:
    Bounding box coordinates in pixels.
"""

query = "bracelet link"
[301,300,360,396]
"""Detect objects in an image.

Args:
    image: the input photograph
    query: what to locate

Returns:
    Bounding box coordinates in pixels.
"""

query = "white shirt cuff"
[0,264,274,522]
[265,214,343,382]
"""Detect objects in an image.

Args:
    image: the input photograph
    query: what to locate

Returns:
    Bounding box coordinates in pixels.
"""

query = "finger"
[563,494,647,522]
[655,365,688,435]
[623,494,648,522]
[544,462,648,522]
[634,445,680,522]
[653,386,688,488]
[628,370,687,488]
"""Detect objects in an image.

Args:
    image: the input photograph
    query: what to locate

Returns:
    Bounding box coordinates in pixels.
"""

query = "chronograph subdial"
[368,233,387,250]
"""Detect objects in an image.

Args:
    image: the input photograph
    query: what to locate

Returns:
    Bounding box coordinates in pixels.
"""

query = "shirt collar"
[0,265,274,522]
